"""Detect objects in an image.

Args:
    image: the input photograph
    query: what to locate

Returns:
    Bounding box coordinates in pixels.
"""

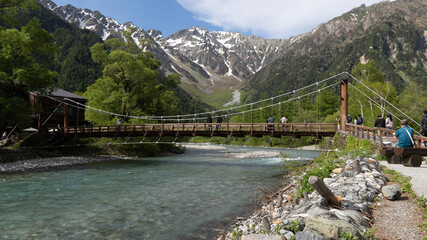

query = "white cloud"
[176,0,386,39]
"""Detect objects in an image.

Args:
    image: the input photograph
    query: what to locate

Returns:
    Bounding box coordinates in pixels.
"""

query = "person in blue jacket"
[394,119,414,148]
[357,114,363,125]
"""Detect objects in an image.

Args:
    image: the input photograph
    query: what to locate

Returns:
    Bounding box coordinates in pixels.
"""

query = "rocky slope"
[40,0,427,106]
[221,156,398,240]
[243,0,427,101]
[39,0,291,98]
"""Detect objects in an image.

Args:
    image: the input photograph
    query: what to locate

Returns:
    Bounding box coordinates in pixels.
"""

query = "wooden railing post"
[340,72,349,131]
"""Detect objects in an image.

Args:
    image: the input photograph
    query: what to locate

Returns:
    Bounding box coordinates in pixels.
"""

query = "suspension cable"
[349,74,420,128]
[43,80,340,123]
[61,73,342,120]
[349,83,421,135]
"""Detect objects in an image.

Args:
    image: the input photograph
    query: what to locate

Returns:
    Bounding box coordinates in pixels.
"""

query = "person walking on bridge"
[267,115,274,131]
[386,113,393,130]
[207,114,213,131]
[357,114,363,126]
[374,115,385,128]
[216,115,223,131]
[280,115,288,131]
[394,119,414,148]
[420,110,427,146]
[116,118,121,132]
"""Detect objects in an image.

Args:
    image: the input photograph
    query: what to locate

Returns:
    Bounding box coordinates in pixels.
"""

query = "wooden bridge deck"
[53,123,338,138]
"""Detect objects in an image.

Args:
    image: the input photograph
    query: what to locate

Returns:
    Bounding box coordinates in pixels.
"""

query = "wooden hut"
[29,89,87,132]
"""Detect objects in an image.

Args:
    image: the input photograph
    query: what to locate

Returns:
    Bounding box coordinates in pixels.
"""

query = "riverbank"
[219,134,426,239]
[219,155,413,240]
[0,136,184,163]
[0,155,137,173]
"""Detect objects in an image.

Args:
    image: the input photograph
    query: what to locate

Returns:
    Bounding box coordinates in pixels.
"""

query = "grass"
[185,135,322,148]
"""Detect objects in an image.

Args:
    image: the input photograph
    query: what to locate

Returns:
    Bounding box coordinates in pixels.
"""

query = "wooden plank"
[393,148,427,157]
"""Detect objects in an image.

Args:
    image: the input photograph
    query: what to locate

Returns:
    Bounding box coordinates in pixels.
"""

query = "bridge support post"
[340,72,349,131]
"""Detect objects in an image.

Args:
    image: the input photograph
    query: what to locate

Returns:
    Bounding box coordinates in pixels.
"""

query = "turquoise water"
[0,145,319,240]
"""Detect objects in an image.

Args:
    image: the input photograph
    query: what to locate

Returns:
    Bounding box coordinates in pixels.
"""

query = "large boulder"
[381,184,402,201]
[304,214,362,239]
[295,230,330,240]
[241,235,285,240]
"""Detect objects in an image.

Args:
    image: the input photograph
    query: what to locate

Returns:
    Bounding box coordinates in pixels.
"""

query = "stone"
[361,166,371,172]
[323,178,335,185]
[382,184,402,201]
[343,170,357,177]
[282,218,304,232]
[292,203,312,215]
[314,197,329,208]
[306,205,330,216]
[262,216,271,233]
[304,214,362,239]
[295,230,330,240]
[358,189,373,201]
[332,168,344,174]
[344,209,371,227]
[279,229,294,239]
[242,234,285,240]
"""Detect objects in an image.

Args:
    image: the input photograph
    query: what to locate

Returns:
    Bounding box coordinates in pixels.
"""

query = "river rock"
[343,170,357,177]
[304,214,362,239]
[344,209,371,227]
[306,205,329,216]
[241,235,285,240]
[382,184,402,200]
[278,229,294,239]
[332,168,344,174]
[295,230,330,240]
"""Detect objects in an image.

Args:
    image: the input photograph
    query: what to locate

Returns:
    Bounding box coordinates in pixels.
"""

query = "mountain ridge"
[40,0,427,107]
[39,0,291,97]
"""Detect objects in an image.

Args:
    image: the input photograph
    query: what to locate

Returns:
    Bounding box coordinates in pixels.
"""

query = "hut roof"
[30,89,87,101]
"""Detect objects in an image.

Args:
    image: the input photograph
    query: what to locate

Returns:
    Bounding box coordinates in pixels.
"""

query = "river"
[0,145,320,240]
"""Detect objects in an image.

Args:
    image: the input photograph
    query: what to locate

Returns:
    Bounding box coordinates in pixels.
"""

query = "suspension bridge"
[34,72,427,157]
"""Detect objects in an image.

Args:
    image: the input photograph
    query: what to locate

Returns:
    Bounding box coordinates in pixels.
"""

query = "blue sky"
[52,0,387,39]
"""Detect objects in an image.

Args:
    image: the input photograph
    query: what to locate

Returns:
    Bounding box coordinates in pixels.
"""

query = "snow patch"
[166,38,183,47]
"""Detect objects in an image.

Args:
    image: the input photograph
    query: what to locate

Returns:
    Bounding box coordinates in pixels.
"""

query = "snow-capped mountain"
[39,0,292,93]
[163,27,289,80]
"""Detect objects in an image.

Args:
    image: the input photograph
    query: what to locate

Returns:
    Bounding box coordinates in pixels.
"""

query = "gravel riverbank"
[0,155,130,173]
[219,156,411,240]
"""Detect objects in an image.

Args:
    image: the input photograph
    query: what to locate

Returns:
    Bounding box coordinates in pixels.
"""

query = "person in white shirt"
[116,118,121,132]
[280,115,288,131]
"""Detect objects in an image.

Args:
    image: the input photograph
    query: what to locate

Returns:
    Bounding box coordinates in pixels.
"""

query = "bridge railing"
[346,123,427,148]
[62,122,337,136]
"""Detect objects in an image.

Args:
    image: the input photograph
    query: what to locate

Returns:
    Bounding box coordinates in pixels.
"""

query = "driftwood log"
[309,176,341,207]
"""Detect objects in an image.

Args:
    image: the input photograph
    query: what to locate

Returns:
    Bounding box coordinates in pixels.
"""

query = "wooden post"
[38,100,44,132]
[340,72,349,131]
[63,104,68,129]
[309,176,340,207]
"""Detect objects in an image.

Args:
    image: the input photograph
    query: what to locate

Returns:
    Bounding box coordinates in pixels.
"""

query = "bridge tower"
[340,72,349,131]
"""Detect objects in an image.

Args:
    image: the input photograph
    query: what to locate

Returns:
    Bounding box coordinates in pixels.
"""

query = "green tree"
[349,60,397,126]
[84,28,180,125]
[397,81,427,127]
[0,1,57,131]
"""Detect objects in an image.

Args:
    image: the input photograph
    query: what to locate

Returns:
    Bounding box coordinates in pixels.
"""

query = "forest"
[0,0,426,136]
